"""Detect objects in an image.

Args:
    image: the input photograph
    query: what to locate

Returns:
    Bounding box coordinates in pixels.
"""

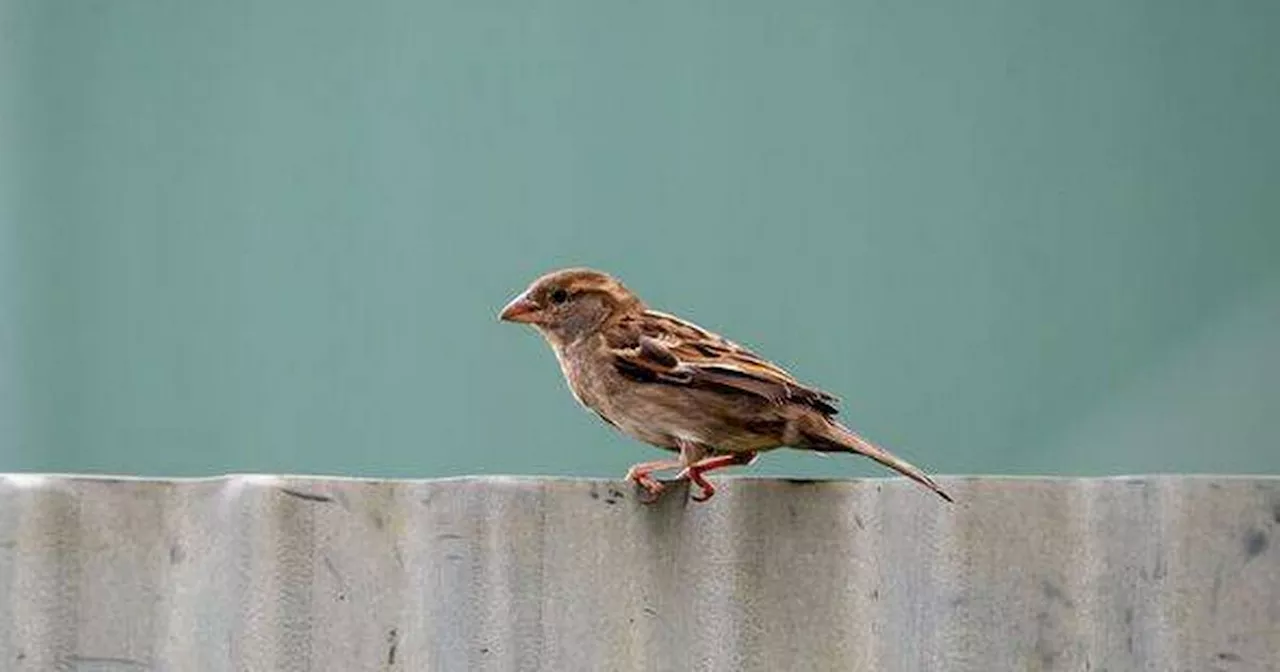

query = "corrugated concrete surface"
[1,476,1277,671]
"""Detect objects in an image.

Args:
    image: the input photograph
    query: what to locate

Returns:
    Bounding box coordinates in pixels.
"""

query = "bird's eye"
[549,288,569,304]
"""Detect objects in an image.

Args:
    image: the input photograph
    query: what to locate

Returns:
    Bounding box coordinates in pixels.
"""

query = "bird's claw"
[637,485,665,504]
[627,471,667,504]
[676,468,716,502]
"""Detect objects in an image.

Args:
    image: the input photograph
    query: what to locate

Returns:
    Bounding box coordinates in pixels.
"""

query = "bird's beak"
[499,292,541,323]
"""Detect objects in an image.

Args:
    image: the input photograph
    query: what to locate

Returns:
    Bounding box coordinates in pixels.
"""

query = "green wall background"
[3,1,1278,479]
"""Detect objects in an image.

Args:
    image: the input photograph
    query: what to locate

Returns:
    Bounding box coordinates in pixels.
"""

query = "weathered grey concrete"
[0,475,1277,671]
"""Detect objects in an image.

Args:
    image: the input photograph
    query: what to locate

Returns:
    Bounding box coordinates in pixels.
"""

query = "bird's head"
[499,267,644,345]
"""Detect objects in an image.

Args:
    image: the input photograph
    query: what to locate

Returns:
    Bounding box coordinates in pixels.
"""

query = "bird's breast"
[549,343,590,407]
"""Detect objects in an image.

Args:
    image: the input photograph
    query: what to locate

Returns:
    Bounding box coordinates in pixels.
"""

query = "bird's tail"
[802,420,953,502]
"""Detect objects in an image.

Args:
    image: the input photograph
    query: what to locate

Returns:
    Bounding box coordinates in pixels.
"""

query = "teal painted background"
[2,1,1278,479]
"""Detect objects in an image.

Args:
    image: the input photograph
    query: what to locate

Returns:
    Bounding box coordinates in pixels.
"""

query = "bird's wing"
[605,310,840,416]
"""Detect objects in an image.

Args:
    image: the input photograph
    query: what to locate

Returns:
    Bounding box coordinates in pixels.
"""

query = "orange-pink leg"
[625,458,684,504]
[678,452,758,502]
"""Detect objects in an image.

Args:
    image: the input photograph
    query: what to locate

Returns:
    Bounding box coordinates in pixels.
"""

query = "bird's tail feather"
[803,420,953,502]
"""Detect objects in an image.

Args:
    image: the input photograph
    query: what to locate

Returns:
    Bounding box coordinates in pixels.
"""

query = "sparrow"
[499,267,951,503]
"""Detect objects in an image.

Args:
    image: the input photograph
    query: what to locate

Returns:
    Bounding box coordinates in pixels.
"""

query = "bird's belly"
[588,380,784,454]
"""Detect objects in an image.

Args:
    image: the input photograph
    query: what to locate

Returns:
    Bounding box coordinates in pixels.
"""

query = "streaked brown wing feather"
[607,310,840,416]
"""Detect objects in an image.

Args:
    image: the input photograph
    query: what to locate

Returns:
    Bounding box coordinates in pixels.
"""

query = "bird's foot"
[690,476,715,502]
[674,467,716,502]
[635,478,666,504]
[675,452,757,503]
[625,466,669,504]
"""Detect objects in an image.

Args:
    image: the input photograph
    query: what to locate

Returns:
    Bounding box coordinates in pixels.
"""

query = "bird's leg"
[625,458,684,503]
[671,439,713,500]
[678,452,757,502]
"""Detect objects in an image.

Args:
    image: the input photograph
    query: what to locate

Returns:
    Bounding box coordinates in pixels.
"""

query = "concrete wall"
[1,475,1277,671]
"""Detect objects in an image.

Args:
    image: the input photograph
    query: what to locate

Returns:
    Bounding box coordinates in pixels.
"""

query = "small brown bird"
[499,268,951,503]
